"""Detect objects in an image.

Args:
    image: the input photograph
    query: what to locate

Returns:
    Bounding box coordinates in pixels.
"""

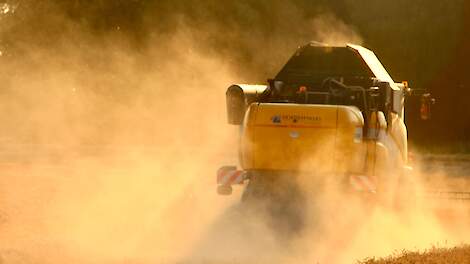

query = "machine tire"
[241,171,306,236]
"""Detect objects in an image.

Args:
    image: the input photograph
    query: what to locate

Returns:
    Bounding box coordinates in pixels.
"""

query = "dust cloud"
[0,24,242,262]
[0,1,469,264]
[309,14,363,46]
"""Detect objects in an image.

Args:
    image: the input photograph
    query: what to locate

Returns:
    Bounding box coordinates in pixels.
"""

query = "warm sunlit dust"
[0,27,244,262]
[0,6,468,264]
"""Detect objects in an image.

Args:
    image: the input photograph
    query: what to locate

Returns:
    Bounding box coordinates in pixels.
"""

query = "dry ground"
[360,245,470,264]
[0,148,469,263]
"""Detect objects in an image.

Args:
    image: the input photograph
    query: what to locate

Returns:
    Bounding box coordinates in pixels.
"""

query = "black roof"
[275,42,394,85]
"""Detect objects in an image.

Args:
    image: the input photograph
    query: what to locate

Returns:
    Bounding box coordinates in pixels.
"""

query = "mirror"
[420,93,435,120]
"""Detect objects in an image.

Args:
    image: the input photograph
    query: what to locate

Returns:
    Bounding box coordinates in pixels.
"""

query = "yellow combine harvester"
[217,42,433,210]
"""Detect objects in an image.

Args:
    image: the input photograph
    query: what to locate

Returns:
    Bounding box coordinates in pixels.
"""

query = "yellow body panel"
[389,113,408,164]
[240,102,408,184]
[240,103,366,174]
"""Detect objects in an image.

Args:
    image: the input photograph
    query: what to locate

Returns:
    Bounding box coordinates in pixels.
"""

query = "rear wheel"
[241,171,307,236]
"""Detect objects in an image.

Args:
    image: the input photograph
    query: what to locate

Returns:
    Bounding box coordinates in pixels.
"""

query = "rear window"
[275,47,373,84]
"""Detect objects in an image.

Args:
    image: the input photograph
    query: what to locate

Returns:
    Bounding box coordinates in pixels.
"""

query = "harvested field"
[360,245,470,264]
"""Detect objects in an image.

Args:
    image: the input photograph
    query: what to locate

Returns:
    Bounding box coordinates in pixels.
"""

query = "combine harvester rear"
[216,42,464,218]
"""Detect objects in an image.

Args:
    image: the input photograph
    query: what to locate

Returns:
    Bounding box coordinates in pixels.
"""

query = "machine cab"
[266,42,405,121]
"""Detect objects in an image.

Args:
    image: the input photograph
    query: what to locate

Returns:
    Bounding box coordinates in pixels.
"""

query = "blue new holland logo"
[271,115,281,123]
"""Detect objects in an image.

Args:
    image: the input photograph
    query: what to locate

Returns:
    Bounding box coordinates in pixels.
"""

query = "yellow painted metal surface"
[239,100,409,188]
[240,103,365,173]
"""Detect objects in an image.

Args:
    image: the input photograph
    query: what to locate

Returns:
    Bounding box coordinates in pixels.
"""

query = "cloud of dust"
[269,149,470,263]
[310,13,363,46]
[0,16,247,263]
[0,1,468,264]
